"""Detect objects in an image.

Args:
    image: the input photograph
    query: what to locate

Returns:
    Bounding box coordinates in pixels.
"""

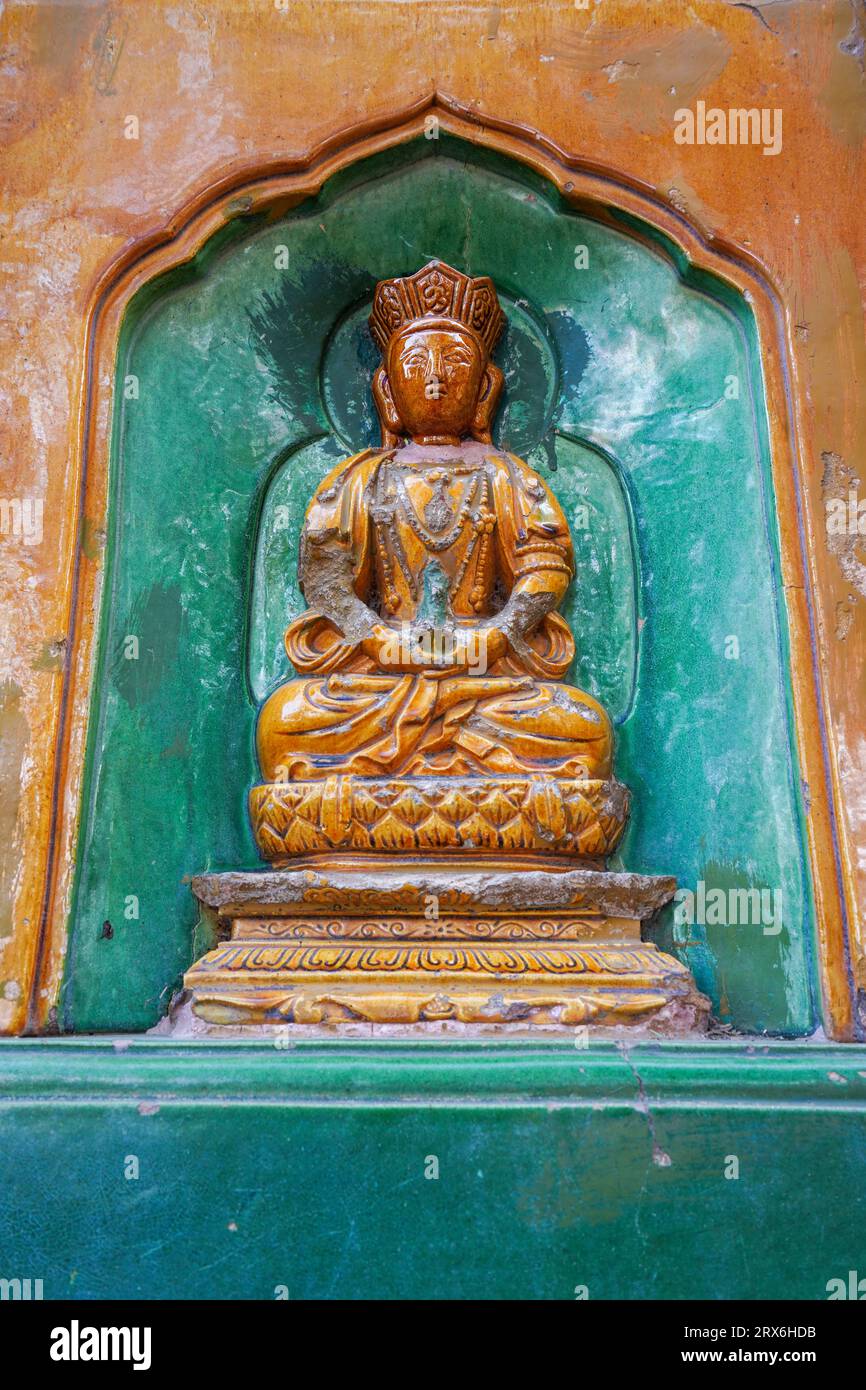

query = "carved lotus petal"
[499,816,539,851]
[282,818,327,854]
[576,824,607,856]
[367,784,402,810]
[565,792,595,830]
[462,785,492,807]
[360,812,417,851]
[353,791,382,822]
[256,823,290,858]
[415,812,459,848]
[390,792,431,827]
[273,786,309,812]
[436,791,478,824]
[477,789,522,826]
[456,811,500,849]
[296,788,324,823]
[421,784,449,807]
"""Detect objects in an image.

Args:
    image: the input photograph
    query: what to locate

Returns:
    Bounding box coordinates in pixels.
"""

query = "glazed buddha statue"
[184,262,708,1033]
[254,261,623,852]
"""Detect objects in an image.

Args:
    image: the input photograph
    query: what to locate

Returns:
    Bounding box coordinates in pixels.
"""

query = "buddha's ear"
[372,365,403,448]
[471,362,504,444]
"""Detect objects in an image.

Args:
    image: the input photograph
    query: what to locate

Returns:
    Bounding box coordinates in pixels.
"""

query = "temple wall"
[0,0,865,1303]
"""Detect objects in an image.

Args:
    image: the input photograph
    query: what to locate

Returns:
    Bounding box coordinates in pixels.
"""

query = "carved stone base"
[184,863,710,1033]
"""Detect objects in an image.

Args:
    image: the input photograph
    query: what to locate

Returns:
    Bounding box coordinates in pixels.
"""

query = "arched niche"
[63,132,815,1037]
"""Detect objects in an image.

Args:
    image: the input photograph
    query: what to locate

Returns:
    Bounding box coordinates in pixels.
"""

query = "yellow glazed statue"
[258,261,612,788]
[252,262,625,860]
[184,262,708,1032]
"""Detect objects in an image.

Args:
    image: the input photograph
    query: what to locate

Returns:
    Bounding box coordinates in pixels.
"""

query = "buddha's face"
[386,326,486,445]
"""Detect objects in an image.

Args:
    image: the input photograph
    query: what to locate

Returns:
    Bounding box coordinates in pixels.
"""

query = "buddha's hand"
[361,622,501,676]
[404,622,507,675]
[467,623,508,672]
[360,622,408,672]
[360,622,451,674]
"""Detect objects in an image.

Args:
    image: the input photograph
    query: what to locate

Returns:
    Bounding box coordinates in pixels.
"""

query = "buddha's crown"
[370,260,505,358]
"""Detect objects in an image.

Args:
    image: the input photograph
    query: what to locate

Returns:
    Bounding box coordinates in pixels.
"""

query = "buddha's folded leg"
[258,672,613,781]
[426,678,613,778]
[257,673,441,780]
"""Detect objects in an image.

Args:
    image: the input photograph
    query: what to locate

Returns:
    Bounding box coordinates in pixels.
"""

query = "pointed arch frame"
[28,93,856,1039]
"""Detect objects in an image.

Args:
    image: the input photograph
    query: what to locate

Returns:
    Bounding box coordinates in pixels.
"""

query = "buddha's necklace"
[393,467,481,552]
[372,460,497,614]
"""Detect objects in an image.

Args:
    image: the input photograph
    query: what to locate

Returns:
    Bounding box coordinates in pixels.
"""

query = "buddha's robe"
[257,444,612,781]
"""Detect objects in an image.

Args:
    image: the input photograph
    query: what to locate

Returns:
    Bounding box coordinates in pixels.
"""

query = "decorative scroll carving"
[188,980,698,1029]
[233,916,622,941]
[195,941,675,976]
